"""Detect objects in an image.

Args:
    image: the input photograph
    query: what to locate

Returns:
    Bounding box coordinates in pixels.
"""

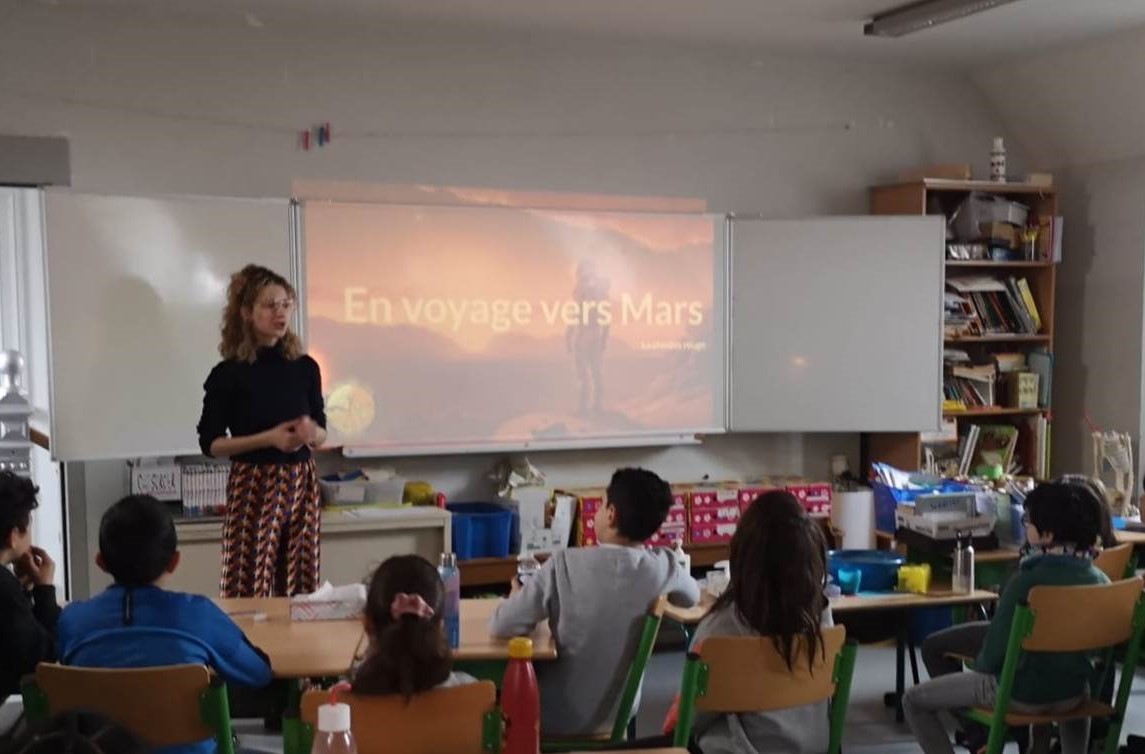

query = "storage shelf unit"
[866,180,1057,476]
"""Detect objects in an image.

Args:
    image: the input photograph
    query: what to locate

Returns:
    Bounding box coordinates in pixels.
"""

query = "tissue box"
[290,584,366,622]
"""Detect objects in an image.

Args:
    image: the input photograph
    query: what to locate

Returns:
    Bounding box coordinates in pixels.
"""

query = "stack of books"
[947,276,1042,336]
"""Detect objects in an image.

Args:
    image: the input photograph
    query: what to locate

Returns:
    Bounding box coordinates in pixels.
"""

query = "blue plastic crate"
[447,502,515,560]
[873,480,974,533]
[910,606,954,646]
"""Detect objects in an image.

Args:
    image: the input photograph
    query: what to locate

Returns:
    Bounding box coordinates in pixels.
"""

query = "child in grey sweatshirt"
[490,468,700,737]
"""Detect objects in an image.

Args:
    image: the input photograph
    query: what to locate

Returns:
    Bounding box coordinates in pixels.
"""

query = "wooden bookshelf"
[945,335,1052,344]
[944,407,1048,418]
[945,261,1053,269]
[866,179,1057,477]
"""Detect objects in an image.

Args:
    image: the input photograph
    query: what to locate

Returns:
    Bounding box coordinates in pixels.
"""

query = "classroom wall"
[1,7,1024,594]
[974,27,1145,482]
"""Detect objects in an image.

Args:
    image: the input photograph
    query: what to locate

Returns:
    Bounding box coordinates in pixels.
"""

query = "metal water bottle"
[952,531,975,594]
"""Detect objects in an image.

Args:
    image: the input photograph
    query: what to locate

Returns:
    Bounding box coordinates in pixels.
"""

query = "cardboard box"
[1005,372,1040,409]
[688,485,741,544]
[786,482,833,517]
[982,221,1019,249]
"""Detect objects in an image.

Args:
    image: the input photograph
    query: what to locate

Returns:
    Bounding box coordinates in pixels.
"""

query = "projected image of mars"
[305,192,723,448]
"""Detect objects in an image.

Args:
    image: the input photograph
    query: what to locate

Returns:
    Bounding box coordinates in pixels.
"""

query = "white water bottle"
[517,552,540,583]
[673,540,691,573]
[312,702,357,754]
[952,532,975,594]
[990,137,1007,183]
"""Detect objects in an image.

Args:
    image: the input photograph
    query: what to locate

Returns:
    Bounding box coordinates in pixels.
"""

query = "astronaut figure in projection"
[567,259,610,415]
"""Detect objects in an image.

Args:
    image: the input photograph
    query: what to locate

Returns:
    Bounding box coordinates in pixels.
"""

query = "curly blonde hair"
[219,264,302,363]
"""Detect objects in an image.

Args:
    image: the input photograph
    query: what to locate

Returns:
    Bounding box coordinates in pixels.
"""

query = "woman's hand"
[295,416,326,448]
[266,420,305,453]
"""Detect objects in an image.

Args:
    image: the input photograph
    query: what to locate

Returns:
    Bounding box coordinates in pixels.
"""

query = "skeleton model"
[0,350,33,478]
[1092,431,1139,518]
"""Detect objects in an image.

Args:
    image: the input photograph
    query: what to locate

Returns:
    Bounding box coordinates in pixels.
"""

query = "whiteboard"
[44,192,294,461]
[729,216,943,432]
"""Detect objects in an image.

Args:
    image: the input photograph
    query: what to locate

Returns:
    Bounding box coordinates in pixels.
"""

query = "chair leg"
[627,717,637,741]
[908,642,920,686]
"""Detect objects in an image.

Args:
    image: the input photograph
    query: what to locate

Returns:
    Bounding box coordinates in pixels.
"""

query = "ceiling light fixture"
[864,0,1025,38]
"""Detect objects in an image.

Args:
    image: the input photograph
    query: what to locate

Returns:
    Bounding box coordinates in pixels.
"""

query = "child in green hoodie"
[903,480,1110,754]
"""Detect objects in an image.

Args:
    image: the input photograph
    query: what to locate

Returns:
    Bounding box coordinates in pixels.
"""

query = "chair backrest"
[1095,543,1135,581]
[1024,577,1145,652]
[32,663,222,748]
[607,595,668,739]
[694,624,846,712]
[301,680,499,754]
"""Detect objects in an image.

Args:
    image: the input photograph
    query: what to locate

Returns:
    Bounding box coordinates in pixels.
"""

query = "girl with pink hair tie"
[351,555,476,698]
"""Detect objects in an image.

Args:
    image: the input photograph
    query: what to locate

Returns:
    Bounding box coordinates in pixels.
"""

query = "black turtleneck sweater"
[197,346,326,464]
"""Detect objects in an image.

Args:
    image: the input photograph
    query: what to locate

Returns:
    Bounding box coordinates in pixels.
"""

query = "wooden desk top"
[217,597,556,678]
[1117,529,1145,546]
[663,587,998,626]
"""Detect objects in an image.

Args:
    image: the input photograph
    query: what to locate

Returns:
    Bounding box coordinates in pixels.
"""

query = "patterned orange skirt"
[219,459,321,598]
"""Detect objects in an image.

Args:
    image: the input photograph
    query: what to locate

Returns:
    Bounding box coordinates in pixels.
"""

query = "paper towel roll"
[831,490,875,550]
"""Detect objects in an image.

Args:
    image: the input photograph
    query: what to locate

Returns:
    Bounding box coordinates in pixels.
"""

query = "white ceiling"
[15,0,1145,65]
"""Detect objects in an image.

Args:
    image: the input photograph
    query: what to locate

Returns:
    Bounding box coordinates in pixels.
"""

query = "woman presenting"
[197,264,327,598]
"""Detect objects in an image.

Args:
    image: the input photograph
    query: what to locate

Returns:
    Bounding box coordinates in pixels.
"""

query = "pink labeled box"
[688,487,740,544]
[576,492,605,546]
[787,482,832,516]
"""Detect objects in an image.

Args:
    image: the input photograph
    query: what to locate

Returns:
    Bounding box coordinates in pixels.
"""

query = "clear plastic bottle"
[517,552,540,583]
[311,702,357,754]
[438,552,461,649]
[952,532,976,594]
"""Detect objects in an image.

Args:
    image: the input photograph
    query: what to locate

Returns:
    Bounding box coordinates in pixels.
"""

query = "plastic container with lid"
[312,701,357,754]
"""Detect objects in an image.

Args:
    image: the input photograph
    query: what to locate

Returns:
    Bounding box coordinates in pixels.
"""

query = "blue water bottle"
[438,552,461,649]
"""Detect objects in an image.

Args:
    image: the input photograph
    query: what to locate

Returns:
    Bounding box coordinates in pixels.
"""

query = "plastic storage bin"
[448,502,515,560]
[873,480,974,533]
[828,549,906,592]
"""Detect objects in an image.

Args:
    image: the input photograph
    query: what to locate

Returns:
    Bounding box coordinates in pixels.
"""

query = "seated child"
[351,554,475,696]
[904,480,1110,754]
[0,472,61,701]
[489,467,700,737]
[678,490,835,754]
[57,495,273,754]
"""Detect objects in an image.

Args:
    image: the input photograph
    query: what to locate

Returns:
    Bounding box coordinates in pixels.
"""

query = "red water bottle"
[502,637,540,754]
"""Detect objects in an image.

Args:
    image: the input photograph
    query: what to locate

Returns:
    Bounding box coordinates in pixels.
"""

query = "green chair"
[300,680,501,754]
[674,624,857,754]
[21,663,235,754]
[541,595,668,752]
[963,576,1145,754]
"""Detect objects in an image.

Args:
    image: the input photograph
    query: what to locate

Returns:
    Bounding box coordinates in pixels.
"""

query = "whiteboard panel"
[44,192,292,460]
[730,216,943,432]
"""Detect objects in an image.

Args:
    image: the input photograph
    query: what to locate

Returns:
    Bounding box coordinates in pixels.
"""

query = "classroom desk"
[217,596,557,676]
[664,587,998,723]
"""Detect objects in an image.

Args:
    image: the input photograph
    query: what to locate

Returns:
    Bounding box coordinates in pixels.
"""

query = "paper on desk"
[292,582,367,603]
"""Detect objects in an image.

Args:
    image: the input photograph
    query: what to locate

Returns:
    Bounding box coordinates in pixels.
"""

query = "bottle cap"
[508,637,534,659]
[993,136,1005,149]
[317,702,352,733]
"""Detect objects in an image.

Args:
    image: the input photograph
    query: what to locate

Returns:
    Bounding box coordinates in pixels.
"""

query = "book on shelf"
[947,275,1041,336]
[973,424,1020,474]
[1027,350,1053,408]
[943,363,996,408]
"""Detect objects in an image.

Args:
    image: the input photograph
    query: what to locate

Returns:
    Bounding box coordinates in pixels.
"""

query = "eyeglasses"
[259,298,295,313]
